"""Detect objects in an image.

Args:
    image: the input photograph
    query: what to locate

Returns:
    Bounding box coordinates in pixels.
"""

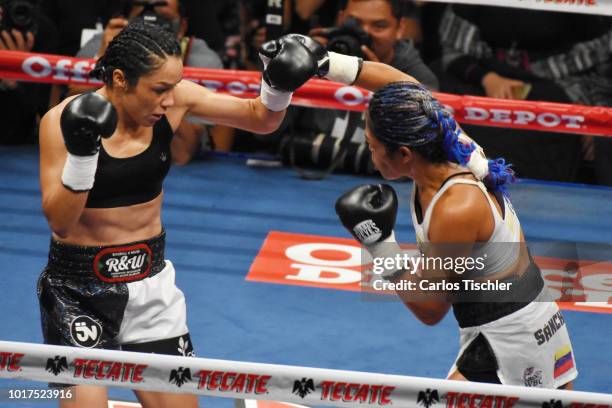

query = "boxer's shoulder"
[43,93,97,127]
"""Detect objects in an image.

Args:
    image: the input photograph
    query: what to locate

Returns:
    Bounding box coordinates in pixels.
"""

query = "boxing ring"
[1,145,611,407]
[0,45,611,406]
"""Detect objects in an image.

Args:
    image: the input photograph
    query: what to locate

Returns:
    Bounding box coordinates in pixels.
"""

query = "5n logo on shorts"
[353,220,382,244]
[70,316,102,348]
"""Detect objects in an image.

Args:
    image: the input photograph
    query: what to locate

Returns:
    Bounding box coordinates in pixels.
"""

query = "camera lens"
[328,35,363,58]
[10,2,34,28]
[330,40,350,54]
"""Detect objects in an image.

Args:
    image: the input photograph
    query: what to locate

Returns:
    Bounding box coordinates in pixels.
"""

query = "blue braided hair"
[368,81,516,193]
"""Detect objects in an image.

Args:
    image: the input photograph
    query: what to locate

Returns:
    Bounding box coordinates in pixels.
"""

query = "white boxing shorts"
[449,289,577,388]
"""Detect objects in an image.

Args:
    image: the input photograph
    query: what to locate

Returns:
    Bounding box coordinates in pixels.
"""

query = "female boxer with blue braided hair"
[38,22,321,407]
[366,81,516,192]
[286,38,577,388]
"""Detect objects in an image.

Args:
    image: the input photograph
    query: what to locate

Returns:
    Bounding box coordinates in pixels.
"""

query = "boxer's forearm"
[42,186,90,238]
[391,275,452,326]
[353,61,420,93]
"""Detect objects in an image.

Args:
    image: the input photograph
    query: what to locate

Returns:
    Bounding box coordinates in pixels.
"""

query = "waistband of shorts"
[46,230,166,281]
[452,252,545,328]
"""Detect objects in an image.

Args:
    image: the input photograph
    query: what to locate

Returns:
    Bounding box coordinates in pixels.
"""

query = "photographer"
[70,0,226,162]
[256,0,438,173]
[0,0,59,144]
[311,0,437,89]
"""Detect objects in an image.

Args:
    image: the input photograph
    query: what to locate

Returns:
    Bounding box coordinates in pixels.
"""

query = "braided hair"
[90,21,181,87]
[368,82,516,193]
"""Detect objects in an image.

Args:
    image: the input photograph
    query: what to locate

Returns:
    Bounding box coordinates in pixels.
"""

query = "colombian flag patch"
[554,346,574,378]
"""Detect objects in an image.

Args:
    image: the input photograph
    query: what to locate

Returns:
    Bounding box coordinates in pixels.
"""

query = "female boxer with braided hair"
[283,35,577,388]
[38,22,319,407]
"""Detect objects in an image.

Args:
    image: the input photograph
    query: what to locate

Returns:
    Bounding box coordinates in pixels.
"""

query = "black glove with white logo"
[335,184,397,244]
[336,184,407,280]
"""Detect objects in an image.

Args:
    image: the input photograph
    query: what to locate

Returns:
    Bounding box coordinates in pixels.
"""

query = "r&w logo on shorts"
[93,243,152,283]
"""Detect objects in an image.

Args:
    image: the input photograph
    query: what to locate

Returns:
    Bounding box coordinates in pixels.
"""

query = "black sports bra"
[85,116,173,208]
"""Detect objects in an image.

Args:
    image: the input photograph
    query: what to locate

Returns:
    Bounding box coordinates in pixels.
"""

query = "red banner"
[1,50,611,137]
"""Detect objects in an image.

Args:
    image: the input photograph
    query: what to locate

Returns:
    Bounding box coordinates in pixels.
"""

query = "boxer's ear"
[112,69,128,92]
[398,146,413,164]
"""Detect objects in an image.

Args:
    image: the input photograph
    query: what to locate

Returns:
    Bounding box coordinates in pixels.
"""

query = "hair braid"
[91,21,181,87]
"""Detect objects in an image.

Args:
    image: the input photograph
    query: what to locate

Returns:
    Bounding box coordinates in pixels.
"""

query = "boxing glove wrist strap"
[365,232,408,280]
[61,152,99,192]
[260,79,292,112]
[325,52,363,85]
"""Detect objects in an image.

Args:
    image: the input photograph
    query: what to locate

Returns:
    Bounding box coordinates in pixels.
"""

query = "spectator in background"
[418,1,447,64]
[435,5,612,186]
[181,0,224,53]
[71,0,231,161]
[41,0,118,57]
[213,0,242,69]
[240,0,342,70]
[240,0,289,70]
[234,0,438,157]
[242,0,435,86]
[76,0,222,74]
[294,0,424,57]
[40,0,125,108]
[398,0,422,46]
[293,0,342,33]
[0,3,59,144]
[318,0,435,78]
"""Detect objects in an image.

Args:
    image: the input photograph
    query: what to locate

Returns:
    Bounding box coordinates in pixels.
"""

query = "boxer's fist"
[60,92,117,156]
[259,34,318,92]
[335,184,398,245]
[279,34,330,77]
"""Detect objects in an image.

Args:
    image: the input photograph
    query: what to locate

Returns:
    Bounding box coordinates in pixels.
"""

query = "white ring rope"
[1,341,610,407]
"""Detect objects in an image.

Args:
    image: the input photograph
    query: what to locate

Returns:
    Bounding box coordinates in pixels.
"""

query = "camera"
[325,16,371,59]
[280,131,376,176]
[129,0,177,35]
[1,0,39,35]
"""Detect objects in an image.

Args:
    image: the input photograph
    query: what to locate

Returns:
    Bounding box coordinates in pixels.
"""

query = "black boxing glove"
[258,34,320,111]
[260,36,317,92]
[281,34,363,84]
[60,93,117,192]
[336,184,397,244]
[61,92,117,156]
[336,184,408,280]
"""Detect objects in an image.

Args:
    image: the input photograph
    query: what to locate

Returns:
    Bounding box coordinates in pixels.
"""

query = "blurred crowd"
[0,0,611,186]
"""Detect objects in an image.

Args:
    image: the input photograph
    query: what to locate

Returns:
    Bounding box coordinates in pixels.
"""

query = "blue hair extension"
[485,158,516,194]
[436,112,475,166]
